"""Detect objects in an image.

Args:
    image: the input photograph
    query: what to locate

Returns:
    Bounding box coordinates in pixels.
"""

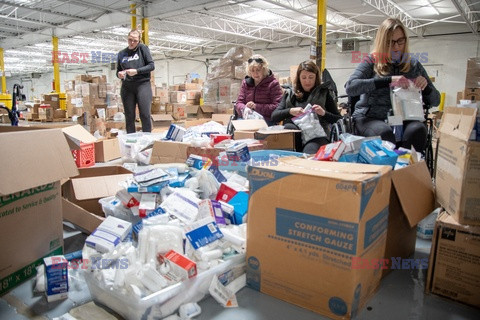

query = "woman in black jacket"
[271,60,341,154]
[345,18,440,152]
[117,27,155,133]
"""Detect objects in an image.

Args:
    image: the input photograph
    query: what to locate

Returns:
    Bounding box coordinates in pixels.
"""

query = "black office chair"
[330,94,359,142]
[423,106,435,177]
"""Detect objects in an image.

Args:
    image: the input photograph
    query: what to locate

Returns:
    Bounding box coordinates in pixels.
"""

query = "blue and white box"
[166,124,187,141]
[226,142,250,162]
[86,216,132,253]
[44,255,68,302]
[185,217,224,249]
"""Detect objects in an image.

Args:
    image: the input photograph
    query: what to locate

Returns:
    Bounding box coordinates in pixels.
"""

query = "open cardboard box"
[61,166,132,233]
[254,128,300,151]
[0,128,78,294]
[61,124,97,150]
[95,137,122,162]
[435,106,480,225]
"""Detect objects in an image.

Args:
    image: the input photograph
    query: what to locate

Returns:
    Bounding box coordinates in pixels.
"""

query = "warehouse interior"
[1,0,480,319]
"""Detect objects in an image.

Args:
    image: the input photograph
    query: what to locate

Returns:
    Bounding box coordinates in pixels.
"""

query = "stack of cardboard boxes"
[152,81,209,121]
[456,58,480,103]
[65,75,122,134]
[202,46,251,114]
[426,106,480,309]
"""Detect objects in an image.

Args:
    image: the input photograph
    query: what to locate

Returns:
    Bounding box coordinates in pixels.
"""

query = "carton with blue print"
[246,157,392,320]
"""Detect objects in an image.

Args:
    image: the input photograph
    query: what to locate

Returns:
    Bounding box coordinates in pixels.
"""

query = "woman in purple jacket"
[235,54,283,125]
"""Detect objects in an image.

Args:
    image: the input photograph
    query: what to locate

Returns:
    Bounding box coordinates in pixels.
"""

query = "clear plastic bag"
[292,104,326,144]
[242,107,264,120]
[390,81,424,121]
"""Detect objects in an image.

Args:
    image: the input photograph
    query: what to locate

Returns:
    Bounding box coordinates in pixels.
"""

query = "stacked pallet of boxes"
[65,75,123,135]
[203,46,251,114]
[152,80,211,127]
[456,58,480,103]
[36,93,66,121]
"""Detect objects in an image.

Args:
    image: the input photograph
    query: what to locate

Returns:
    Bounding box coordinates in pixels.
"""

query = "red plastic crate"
[71,142,95,168]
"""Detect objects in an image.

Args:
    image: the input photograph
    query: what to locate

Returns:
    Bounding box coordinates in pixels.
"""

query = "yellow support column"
[142,18,149,45]
[131,4,137,30]
[52,36,60,93]
[0,48,6,93]
[316,0,327,73]
[0,47,12,108]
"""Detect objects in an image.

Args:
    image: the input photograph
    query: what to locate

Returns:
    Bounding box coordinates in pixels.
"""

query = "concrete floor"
[0,224,479,320]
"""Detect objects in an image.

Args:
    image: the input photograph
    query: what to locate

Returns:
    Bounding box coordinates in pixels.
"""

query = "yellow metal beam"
[0,48,6,93]
[316,0,327,72]
[52,36,60,93]
[131,4,136,30]
[142,18,149,45]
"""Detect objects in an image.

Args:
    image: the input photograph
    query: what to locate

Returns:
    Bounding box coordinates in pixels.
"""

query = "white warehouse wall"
[6,33,479,107]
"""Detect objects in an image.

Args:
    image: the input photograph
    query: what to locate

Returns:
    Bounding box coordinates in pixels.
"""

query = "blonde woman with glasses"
[345,17,440,152]
[235,54,283,125]
[117,26,155,133]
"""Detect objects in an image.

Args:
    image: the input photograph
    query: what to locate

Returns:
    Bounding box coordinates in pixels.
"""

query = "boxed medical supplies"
[246,157,391,319]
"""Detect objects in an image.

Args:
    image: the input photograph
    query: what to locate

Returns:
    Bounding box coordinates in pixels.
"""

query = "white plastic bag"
[292,104,326,144]
[390,81,424,121]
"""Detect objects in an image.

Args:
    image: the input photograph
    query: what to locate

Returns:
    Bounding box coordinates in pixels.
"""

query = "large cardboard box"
[436,107,480,225]
[465,57,480,89]
[246,158,392,319]
[94,138,121,162]
[0,129,78,295]
[62,166,132,219]
[383,161,435,275]
[254,129,300,151]
[426,211,480,308]
[150,140,190,164]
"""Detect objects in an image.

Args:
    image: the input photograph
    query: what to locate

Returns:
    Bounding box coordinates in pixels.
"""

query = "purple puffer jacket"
[235,71,283,123]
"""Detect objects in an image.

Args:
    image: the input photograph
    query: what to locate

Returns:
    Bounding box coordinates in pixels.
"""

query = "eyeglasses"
[128,38,139,43]
[248,58,263,64]
[390,37,406,46]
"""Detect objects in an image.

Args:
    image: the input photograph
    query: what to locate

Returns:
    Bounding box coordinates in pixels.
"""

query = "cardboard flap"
[391,161,435,227]
[62,124,97,149]
[71,174,132,200]
[272,157,391,180]
[151,114,173,121]
[212,113,233,125]
[439,107,478,141]
[232,119,268,131]
[0,129,79,195]
[256,128,302,135]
